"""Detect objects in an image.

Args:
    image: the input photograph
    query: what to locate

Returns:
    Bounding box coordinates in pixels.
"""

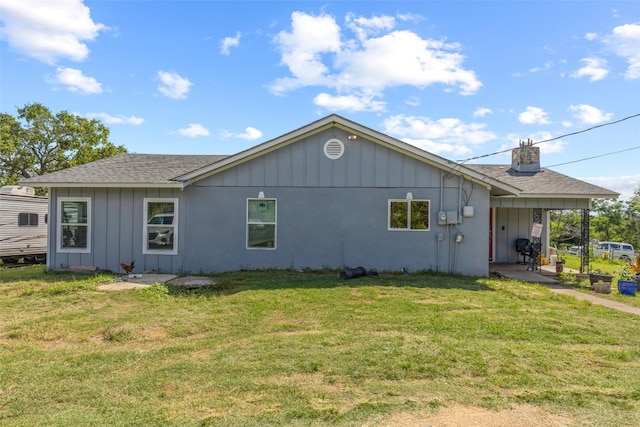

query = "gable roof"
[466,164,619,199]
[174,114,521,196]
[20,154,227,188]
[19,114,617,200]
[20,114,521,195]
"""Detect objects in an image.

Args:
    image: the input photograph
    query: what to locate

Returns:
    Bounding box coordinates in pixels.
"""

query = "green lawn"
[1,266,639,426]
[559,255,640,308]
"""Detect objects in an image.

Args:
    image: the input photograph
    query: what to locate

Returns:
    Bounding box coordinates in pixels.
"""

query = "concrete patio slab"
[491,263,640,316]
[98,274,215,291]
[97,273,177,291]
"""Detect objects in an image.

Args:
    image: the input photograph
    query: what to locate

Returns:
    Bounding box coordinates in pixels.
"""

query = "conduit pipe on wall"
[458,175,463,224]
[440,171,445,215]
[436,234,440,273]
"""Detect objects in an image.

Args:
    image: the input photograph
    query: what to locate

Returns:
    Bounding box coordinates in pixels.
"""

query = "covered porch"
[489,203,592,273]
[489,262,573,284]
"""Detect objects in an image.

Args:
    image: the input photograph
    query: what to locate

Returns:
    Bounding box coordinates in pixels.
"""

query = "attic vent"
[323,138,345,160]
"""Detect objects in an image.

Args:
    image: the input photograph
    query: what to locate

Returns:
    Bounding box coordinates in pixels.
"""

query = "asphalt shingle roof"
[466,164,619,197]
[21,153,228,186]
[19,145,619,199]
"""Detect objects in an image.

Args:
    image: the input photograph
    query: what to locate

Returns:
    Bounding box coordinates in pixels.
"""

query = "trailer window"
[18,213,38,226]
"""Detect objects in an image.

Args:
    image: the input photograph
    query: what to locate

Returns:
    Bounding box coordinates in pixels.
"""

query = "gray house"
[21,114,618,276]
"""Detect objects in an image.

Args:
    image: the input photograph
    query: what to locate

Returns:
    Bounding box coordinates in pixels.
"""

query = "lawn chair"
[515,238,531,265]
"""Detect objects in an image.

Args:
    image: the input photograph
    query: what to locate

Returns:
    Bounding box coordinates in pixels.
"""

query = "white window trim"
[57,197,92,253]
[246,198,277,250]
[388,199,431,232]
[143,197,178,255]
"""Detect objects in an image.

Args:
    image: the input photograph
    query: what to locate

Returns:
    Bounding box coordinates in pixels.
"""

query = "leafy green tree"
[0,103,126,193]
[549,210,582,248]
[622,186,640,249]
[590,198,626,243]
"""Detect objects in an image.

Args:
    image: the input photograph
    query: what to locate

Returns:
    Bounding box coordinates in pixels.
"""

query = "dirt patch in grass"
[377,404,574,426]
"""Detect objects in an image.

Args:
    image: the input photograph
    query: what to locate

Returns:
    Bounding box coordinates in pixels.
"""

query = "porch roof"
[466,165,619,199]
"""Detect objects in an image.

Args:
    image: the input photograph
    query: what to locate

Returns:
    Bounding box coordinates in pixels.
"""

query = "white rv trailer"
[0,186,48,263]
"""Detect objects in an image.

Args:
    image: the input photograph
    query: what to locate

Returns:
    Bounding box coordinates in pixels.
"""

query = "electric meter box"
[446,211,458,224]
[438,211,447,225]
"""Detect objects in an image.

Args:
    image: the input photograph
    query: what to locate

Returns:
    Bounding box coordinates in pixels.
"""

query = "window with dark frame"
[18,213,38,226]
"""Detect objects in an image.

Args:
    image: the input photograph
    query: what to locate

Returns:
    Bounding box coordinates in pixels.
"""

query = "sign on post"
[531,222,542,238]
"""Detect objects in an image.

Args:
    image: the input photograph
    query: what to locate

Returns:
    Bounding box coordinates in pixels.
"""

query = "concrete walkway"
[491,263,640,316]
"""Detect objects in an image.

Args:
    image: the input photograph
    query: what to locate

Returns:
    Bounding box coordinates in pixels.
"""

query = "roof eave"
[492,192,620,199]
[18,181,184,189]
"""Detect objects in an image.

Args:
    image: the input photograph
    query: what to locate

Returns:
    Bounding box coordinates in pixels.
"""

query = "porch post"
[580,208,590,273]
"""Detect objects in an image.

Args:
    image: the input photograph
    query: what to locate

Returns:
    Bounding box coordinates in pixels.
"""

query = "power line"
[456,112,640,164]
[544,145,640,168]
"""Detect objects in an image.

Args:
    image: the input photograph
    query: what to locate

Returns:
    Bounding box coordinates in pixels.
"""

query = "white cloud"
[570,57,609,82]
[345,12,395,41]
[237,127,263,140]
[528,61,553,73]
[569,104,613,124]
[178,123,210,137]
[400,138,471,156]
[52,67,102,94]
[518,106,550,125]
[585,32,598,41]
[220,126,263,141]
[314,92,386,112]
[85,112,143,125]
[603,23,640,79]
[581,174,640,200]
[338,31,481,94]
[269,11,481,112]
[405,96,420,107]
[382,114,495,155]
[0,0,106,64]
[157,71,193,99]
[473,107,492,118]
[270,11,341,94]
[220,31,241,55]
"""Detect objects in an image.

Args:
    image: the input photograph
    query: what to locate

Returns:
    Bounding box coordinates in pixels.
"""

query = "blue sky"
[1,1,639,199]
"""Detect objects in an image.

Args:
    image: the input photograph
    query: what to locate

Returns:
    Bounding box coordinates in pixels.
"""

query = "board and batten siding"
[198,130,436,189]
[490,197,591,263]
[47,128,491,275]
[490,197,590,210]
[48,187,184,274]
[492,207,552,263]
[185,128,490,275]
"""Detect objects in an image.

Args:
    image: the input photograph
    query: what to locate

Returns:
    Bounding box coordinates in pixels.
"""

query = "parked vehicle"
[592,241,635,263]
[0,186,48,263]
[568,246,582,256]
